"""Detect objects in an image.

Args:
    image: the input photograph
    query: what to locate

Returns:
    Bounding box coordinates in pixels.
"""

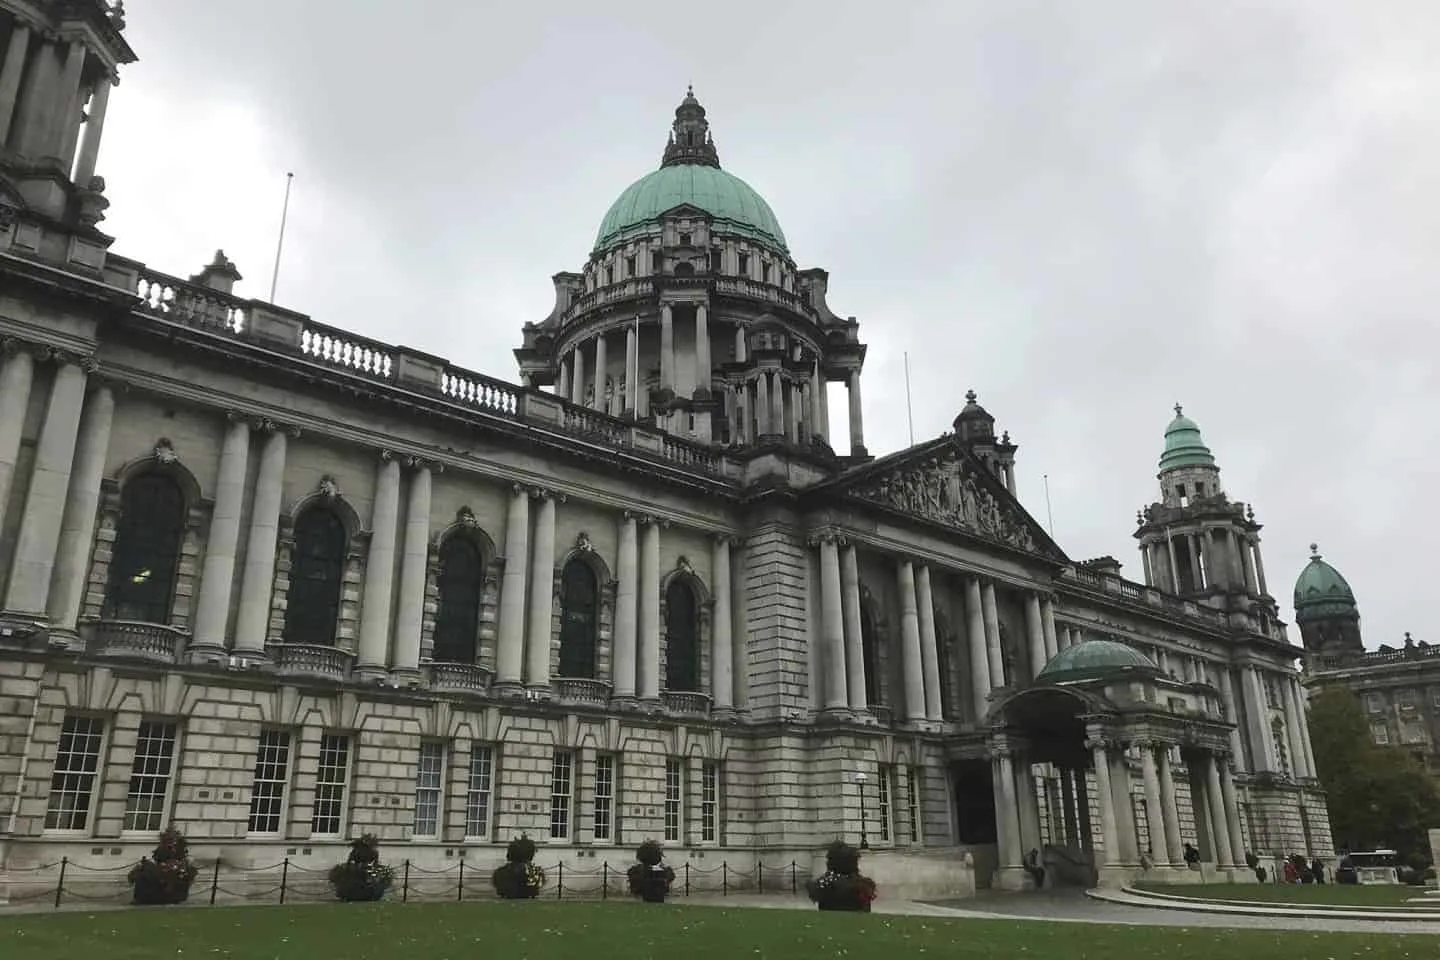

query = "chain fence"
[0,856,811,910]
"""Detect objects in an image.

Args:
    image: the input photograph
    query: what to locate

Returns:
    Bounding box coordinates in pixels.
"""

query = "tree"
[1308,685,1440,867]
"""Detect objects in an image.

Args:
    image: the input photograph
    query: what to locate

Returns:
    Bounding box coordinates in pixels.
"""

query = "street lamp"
[855,772,870,849]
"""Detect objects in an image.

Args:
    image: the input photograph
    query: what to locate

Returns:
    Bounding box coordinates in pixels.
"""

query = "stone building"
[0,1,1328,899]
[1295,548,1438,773]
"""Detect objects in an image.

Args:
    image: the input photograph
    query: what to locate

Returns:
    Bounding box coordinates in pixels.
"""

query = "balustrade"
[81,620,188,663]
[299,323,394,380]
[553,678,612,705]
[134,267,246,334]
[425,661,494,693]
[439,368,519,416]
[269,643,354,682]
[661,690,712,717]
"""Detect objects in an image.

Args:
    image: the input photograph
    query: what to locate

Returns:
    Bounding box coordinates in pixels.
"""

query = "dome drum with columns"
[0,13,1332,905]
[515,89,870,454]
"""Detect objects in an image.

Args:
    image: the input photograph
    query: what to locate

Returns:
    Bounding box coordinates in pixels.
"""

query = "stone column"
[660,304,674,390]
[47,382,115,633]
[1090,741,1121,866]
[1240,538,1259,594]
[981,582,1004,688]
[1283,678,1309,778]
[1294,678,1318,778]
[1024,593,1046,679]
[72,76,111,186]
[0,346,36,526]
[233,426,289,654]
[0,24,31,145]
[694,303,710,393]
[770,372,785,439]
[570,340,587,405]
[711,534,734,714]
[609,513,639,700]
[817,375,831,439]
[1218,668,1247,763]
[1109,751,1139,862]
[809,362,826,441]
[1165,536,1181,592]
[392,462,433,674]
[1218,760,1246,864]
[1156,747,1184,865]
[1040,596,1058,661]
[592,333,608,411]
[733,323,746,363]
[525,492,557,689]
[556,355,570,399]
[840,543,867,710]
[192,417,251,651]
[1252,540,1269,595]
[818,537,848,712]
[1243,666,1277,771]
[789,382,803,443]
[5,358,88,616]
[357,454,402,675]
[847,370,865,453]
[1017,760,1042,858]
[1205,755,1235,867]
[624,323,639,415]
[56,44,89,169]
[754,373,770,436]
[1139,743,1165,862]
[995,751,1023,870]
[916,565,943,721]
[965,578,990,721]
[495,485,530,687]
[638,517,661,700]
[897,560,926,723]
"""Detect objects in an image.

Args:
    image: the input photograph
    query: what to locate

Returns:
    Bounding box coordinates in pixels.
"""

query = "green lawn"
[1,901,1435,960]
[1137,882,1439,909]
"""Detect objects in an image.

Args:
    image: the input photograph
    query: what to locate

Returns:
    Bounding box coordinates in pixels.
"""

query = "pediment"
[828,440,1068,562]
[659,203,711,223]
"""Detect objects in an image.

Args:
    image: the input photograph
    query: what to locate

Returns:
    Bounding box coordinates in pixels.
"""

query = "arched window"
[557,559,598,678]
[432,536,483,663]
[104,473,186,623]
[860,603,881,706]
[664,579,700,692]
[282,508,346,646]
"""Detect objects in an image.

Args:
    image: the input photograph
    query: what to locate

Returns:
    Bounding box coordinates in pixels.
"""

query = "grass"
[2,901,1437,960]
[1136,882,1439,909]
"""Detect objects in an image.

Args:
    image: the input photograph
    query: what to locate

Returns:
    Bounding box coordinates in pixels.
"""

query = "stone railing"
[1312,643,1440,672]
[104,258,733,480]
[268,643,353,682]
[1060,566,1229,630]
[80,620,189,663]
[866,704,894,727]
[425,661,494,693]
[563,278,653,321]
[552,678,612,705]
[661,691,712,717]
[712,276,808,312]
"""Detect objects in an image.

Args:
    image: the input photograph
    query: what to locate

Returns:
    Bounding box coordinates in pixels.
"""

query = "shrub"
[327,835,395,902]
[128,826,199,905]
[807,841,877,912]
[492,834,546,899]
[626,840,676,903]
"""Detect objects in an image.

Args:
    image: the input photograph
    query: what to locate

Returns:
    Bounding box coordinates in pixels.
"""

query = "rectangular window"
[737,253,750,277]
[679,232,691,246]
[593,753,616,842]
[650,251,661,272]
[626,255,636,277]
[1371,722,1390,745]
[247,730,291,834]
[906,766,922,844]
[310,734,350,836]
[45,715,106,832]
[550,751,574,840]
[413,741,444,838]
[123,721,178,833]
[664,757,684,842]
[464,745,494,839]
[700,761,720,843]
[877,765,893,842]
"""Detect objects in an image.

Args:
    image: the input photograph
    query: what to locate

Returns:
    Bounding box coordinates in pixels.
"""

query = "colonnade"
[0,23,112,182]
[1141,526,1268,597]
[812,536,1064,723]
[0,344,739,711]
[991,737,1247,877]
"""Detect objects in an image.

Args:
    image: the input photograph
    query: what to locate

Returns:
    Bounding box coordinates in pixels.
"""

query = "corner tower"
[1134,405,1273,610]
[1292,545,1363,659]
[515,89,870,456]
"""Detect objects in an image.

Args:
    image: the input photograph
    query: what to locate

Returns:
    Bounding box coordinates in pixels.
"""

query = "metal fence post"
[722,860,728,896]
[457,860,465,901]
[556,861,563,900]
[684,861,690,897]
[757,861,764,893]
[791,860,797,894]
[279,858,289,904]
[209,857,221,905]
[601,861,608,900]
[402,860,410,902]
[54,857,68,909]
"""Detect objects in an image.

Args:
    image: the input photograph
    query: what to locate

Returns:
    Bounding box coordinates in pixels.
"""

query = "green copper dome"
[1159,403,1216,472]
[1036,638,1159,685]
[1293,544,1357,620]
[595,164,788,253]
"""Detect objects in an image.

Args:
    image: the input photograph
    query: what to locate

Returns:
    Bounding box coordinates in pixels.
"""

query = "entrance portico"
[983,639,1247,890]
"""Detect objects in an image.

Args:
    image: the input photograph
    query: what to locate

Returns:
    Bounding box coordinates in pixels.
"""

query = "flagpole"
[268,171,294,303]
[1043,473,1056,538]
[903,351,915,446]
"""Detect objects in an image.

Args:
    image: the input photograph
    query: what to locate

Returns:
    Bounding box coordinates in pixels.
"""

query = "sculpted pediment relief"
[842,449,1055,556]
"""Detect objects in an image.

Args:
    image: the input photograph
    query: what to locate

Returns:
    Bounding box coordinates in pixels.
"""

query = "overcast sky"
[97,1,1436,651]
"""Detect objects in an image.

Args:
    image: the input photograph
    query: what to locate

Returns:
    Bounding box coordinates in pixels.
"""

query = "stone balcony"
[661,691,712,717]
[268,643,354,683]
[552,677,612,706]
[425,661,494,693]
[80,619,189,663]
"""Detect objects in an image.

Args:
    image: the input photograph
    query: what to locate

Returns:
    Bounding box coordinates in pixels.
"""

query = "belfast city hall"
[0,1,1329,900]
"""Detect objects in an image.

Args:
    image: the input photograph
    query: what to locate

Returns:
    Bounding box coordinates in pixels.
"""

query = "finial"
[1001,430,1010,443]
[1309,543,1320,560]
[1174,402,1183,417]
[965,389,977,403]
[1136,509,1144,525]
[687,83,694,97]
[1404,631,1414,647]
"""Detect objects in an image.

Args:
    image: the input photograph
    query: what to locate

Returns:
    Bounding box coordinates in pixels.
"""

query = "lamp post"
[855,772,870,850]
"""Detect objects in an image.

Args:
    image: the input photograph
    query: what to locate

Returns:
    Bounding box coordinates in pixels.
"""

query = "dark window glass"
[665,580,700,692]
[282,508,346,646]
[104,473,185,623]
[557,559,598,678]
[433,536,483,662]
[861,603,881,706]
